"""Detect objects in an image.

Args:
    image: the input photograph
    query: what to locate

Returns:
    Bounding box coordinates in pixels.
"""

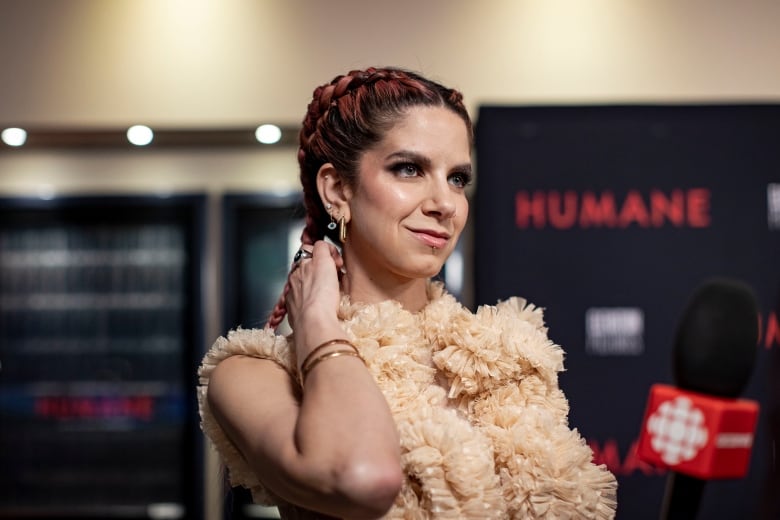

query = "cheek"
[365,182,416,213]
[385,184,416,206]
[456,198,470,229]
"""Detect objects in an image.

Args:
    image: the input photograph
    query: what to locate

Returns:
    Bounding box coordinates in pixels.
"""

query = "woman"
[198,67,617,519]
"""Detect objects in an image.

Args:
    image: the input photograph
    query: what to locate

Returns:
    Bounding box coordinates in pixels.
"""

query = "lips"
[409,228,450,249]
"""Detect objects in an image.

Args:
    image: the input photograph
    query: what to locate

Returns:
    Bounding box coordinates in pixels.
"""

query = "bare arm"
[207,241,402,518]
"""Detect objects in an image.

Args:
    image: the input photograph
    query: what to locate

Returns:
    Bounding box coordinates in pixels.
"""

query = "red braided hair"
[265,67,472,330]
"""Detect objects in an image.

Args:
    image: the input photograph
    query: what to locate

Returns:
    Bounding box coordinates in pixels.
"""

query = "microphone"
[636,278,760,519]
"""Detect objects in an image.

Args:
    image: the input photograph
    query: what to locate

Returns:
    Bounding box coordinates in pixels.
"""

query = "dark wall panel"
[0,195,206,520]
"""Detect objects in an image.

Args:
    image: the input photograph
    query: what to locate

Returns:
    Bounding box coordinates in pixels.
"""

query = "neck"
[341,268,430,312]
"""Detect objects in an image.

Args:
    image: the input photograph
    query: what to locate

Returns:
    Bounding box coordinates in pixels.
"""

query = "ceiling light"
[255,124,282,144]
[2,127,27,147]
[127,125,154,146]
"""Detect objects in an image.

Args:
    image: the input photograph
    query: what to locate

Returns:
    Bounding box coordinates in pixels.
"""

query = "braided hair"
[266,67,473,329]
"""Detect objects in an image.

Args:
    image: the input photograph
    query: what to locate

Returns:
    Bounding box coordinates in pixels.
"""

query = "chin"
[410,260,447,279]
[391,251,449,280]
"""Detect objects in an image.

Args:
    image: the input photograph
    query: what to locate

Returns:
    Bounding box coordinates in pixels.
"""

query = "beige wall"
[1,0,779,128]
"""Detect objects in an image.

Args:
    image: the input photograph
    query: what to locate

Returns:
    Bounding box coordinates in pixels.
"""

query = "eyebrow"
[385,150,472,173]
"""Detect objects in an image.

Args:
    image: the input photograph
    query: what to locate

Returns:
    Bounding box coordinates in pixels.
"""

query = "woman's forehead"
[374,106,471,151]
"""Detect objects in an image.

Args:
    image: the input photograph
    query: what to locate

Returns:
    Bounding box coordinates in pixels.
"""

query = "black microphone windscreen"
[673,277,759,397]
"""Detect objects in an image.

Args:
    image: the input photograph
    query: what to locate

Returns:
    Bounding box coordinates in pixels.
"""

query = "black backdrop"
[474,105,780,519]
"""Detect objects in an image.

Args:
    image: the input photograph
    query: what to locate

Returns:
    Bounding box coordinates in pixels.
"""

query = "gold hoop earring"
[338,216,347,243]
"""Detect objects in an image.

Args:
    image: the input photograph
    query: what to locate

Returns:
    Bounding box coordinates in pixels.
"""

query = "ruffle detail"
[390,405,507,519]
[339,297,438,412]
[482,402,616,518]
[426,291,564,400]
[198,283,617,518]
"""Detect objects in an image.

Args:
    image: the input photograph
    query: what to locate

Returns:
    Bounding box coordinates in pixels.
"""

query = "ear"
[316,163,352,222]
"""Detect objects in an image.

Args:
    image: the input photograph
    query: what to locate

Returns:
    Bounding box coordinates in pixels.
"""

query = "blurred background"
[0,1,778,519]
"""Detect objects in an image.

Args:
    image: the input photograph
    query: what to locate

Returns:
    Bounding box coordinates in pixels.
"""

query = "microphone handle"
[660,471,706,520]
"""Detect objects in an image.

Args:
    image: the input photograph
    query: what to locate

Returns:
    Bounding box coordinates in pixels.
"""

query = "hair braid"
[265,66,472,330]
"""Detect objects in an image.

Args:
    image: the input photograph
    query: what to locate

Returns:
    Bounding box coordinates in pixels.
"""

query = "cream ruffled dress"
[198,283,617,519]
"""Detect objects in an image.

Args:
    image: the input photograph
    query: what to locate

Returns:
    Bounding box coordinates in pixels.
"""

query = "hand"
[286,240,345,337]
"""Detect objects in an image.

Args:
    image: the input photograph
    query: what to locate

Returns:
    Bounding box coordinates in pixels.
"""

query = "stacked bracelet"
[299,338,365,385]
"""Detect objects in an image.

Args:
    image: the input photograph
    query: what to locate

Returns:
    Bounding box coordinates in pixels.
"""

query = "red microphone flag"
[637,384,759,479]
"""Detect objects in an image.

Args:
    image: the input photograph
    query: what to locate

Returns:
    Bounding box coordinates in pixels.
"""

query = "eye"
[449,171,473,189]
[391,162,421,178]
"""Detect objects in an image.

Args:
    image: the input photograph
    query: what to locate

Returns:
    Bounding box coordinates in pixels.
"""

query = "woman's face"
[342,105,472,285]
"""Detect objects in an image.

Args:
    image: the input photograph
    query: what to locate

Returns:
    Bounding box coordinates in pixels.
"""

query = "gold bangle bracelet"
[299,338,358,372]
[300,349,363,385]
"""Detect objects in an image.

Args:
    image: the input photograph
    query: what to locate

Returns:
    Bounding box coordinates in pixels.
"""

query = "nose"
[422,175,457,219]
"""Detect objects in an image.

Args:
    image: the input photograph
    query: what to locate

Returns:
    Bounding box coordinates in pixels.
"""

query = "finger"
[311,240,331,257]
[327,243,344,269]
[310,240,343,270]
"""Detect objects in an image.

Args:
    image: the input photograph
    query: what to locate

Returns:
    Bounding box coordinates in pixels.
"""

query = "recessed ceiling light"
[127,125,154,146]
[255,124,282,144]
[1,127,27,147]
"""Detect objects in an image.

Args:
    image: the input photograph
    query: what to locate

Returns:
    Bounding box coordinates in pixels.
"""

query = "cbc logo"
[646,396,708,465]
